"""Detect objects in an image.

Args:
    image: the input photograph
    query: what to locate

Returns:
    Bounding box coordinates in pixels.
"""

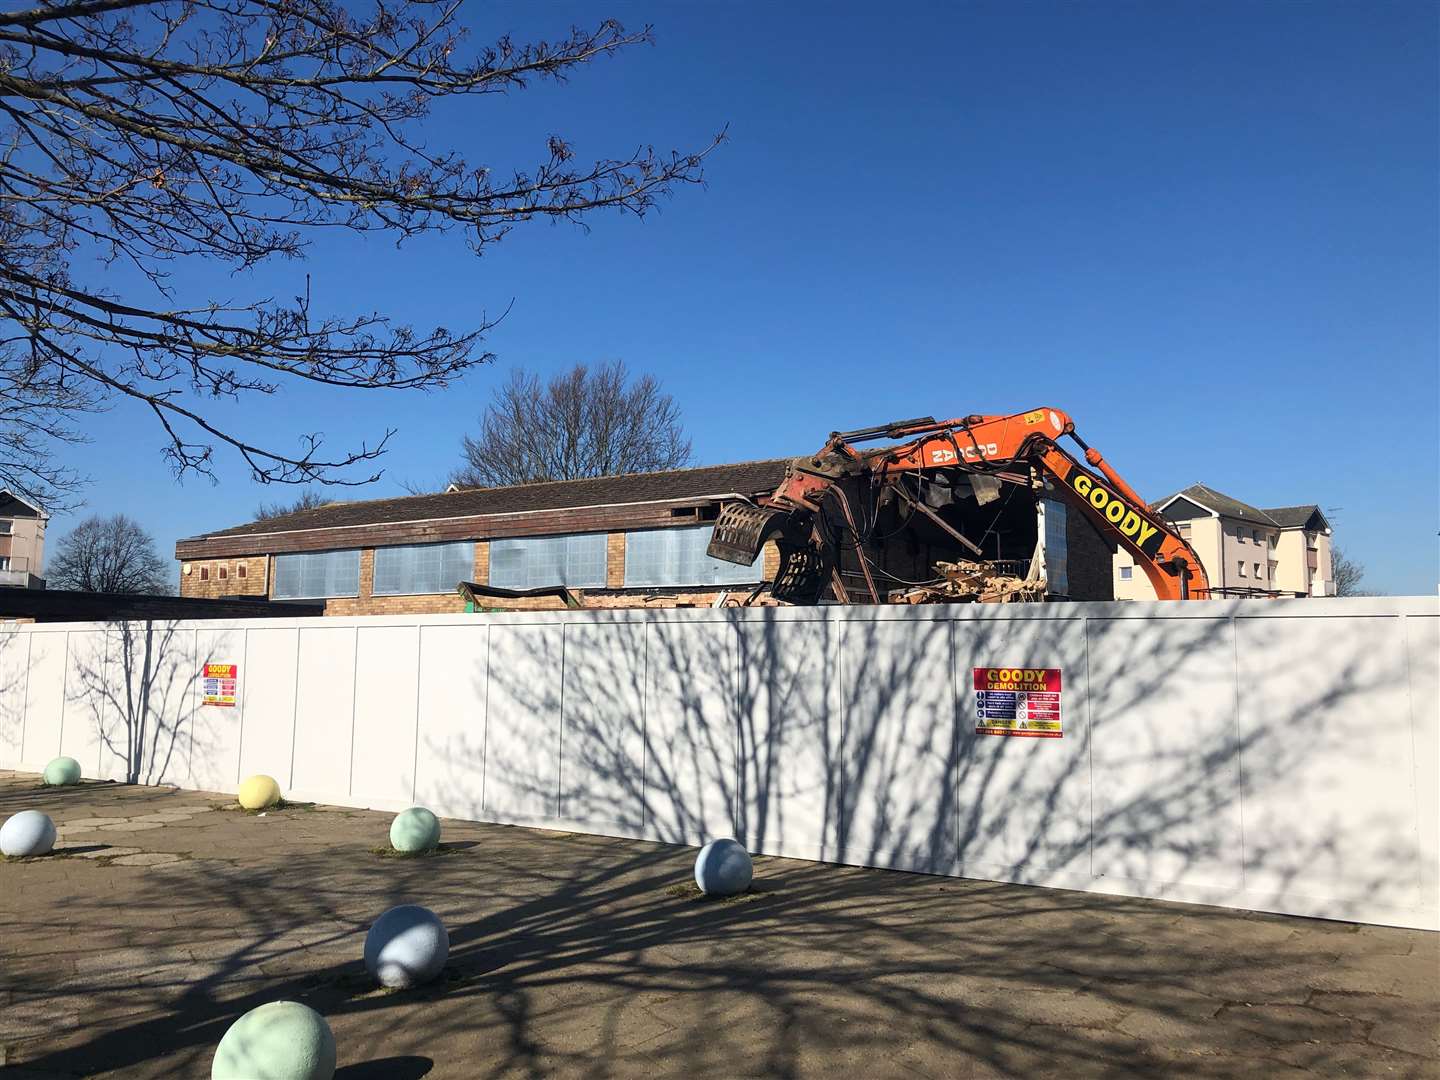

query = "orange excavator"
[707,407,1210,604]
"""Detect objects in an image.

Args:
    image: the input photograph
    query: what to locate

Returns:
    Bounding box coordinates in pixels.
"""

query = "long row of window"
[271,525,763,599]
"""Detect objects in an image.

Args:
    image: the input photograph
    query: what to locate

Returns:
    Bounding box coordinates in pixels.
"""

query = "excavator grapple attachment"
[769,539,832,605]
[706,502,789,566]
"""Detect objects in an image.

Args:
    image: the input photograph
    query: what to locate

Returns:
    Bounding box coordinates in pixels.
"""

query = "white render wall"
[0,598,1435,930]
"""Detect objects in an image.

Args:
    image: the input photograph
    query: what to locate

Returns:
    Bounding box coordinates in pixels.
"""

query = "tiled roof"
[184,459,792,541]
[1157,484,1278,527]
[1262,505,1327,530]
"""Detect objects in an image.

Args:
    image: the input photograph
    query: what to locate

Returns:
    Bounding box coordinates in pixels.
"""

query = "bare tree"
[254,488,331,521]
[0,3,718,510]
[453,361,693,488]
[1331,546,1374,597]
[47,513,172,593]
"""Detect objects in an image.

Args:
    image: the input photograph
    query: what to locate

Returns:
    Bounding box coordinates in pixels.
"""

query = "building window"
[1252,529,1261,543]
[489,533,607,590]
[272,549,361,599]
[1254,562,1262,578]
[0,519,11,535]
[1268,560,1278,579]
[0,556,9,571]
[218,565,228,580]
[374,541,475,596]
[625,525,765,588]
[237,563,247,579]
[1177,523,1191,538]
[1236,561,1247,578]
[200,566,209,581]
[1119,565,1133,581]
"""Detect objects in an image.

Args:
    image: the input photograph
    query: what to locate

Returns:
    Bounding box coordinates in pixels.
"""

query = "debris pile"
[894,559,1046,605]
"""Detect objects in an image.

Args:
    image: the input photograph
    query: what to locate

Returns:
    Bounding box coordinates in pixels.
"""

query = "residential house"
[0,490,48,589]
[1113,483,1334,599]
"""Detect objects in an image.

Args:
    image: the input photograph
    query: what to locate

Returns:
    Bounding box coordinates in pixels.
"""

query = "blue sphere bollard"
[694,838,753,896]
[0,810,56,857]
[211,1000,336,1080]
[364,904,449,988]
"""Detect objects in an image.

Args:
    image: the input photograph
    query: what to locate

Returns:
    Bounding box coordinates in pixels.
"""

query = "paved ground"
[0,771,1436,1079]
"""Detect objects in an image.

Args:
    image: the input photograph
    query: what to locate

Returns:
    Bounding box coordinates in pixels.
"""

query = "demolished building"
[175,456,1116,614]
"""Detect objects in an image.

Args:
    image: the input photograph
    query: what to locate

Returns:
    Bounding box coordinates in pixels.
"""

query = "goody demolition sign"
[202,663,238,707]
[974,667,1062,738]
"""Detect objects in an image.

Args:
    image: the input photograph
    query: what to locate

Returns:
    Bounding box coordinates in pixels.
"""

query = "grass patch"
[211,799,317,815]
[664,881,772,904]
[368,843,462,859]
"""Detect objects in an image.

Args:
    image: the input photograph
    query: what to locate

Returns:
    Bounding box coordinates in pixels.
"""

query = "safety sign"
[974,667,1062,738]
[202,663,238,707]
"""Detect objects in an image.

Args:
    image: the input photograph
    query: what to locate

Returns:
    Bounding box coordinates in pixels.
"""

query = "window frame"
[623,524,766,589]
[488,533,608,591]
[372,540,476,597]
[271,548,362,600]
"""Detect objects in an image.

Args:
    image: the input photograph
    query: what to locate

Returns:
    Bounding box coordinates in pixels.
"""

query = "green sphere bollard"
[211,1000,336,1080]
[389,807,441,853]
[43,756,81,786]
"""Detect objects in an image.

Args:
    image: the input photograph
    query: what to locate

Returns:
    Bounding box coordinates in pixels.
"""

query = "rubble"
[894,559,1046,605]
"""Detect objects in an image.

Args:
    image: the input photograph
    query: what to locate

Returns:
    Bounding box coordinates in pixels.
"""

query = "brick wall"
[228,532,781,616]
[179,556,268,598]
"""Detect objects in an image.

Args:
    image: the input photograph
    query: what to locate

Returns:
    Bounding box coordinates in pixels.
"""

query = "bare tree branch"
[0,1,720,509]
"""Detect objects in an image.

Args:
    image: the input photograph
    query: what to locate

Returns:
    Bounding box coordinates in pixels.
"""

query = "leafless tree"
[0,2,718,510]
[47,512,172,593]
[1331,546,1375,596]
[453,360,692,488]
[253,488,331,521]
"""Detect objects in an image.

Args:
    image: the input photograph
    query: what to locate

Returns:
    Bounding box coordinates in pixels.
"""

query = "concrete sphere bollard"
[0,810,57,857]
[364,904,449,989]
[211,1000,336,1080]
[43,756,82,786]
[389,807,441,853]
[238,774,282,810]
[694,838,754,897]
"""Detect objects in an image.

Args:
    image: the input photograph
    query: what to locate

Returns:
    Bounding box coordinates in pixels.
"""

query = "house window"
[218,565,228,580]
[1252,529,1261,543]
[237,563,247,580]
[1268,560,1278,579]
[272,549,361,599]
[1119,566,1133,581]
[1237,561,1246,578]
[200,566,210,581]
[0,519,11,535]
[1254,562,1262,578]
[1177,523,1191,538]
[489,534,607,590]
[0,556,9,571]
[625,525,765,588]
[374,541,476,596]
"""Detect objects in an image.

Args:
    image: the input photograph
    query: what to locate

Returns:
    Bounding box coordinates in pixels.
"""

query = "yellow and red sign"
[974,666,1062,738]
[202,663,238,708]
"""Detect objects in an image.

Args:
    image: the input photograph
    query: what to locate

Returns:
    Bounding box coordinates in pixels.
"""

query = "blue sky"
[53,2,1438,594]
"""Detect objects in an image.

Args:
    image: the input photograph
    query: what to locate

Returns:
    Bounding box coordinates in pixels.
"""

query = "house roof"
[1262,504,1330,531]
[1155,484,1278,527]
[0,489,48,519]
[183,459,793,542]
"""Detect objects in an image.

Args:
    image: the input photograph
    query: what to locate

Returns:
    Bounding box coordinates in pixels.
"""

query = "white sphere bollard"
[0,810,57,858]
[211,1000,336,1080]
[364,904,449,988]
[694,837,753,896]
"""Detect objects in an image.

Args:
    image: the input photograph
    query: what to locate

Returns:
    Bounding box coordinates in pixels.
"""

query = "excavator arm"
[707,407,1210,603]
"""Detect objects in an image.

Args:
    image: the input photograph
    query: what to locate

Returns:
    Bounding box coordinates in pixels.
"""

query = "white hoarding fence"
[0,598,1435,930]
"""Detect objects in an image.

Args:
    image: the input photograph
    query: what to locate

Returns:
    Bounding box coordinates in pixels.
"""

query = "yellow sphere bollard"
[237,774,282,811]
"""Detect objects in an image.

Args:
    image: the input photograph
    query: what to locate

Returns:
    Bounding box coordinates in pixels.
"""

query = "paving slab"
[0,769,1435,1079]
